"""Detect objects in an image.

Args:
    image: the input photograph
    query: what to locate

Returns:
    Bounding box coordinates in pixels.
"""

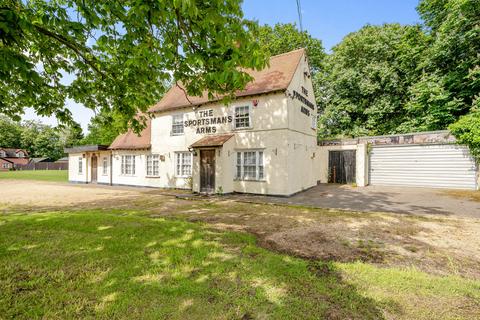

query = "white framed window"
[236,150,264,180]
[234,105,251,129]
[171,114,184,135]
[121,155,135,175]
[311,115,317,130]
[146,154,160,177]
[16,151,24,158]
[78,157,83,174]
[2,163,10,169]
[0,151,5,157]
[175,152,192,177]
[102,157,108,175]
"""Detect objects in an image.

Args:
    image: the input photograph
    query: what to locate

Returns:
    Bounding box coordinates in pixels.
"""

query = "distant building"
[0,148,29,171]
[55,157,69,164]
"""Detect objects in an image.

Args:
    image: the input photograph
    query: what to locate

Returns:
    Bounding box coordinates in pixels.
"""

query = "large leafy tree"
[256,23,325,73]
[0,115,22,148]
[1,0,267,133]
[81,110,124,146]
[317,24,428,137]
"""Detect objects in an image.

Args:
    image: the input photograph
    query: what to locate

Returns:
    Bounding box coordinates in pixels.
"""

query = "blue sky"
[23,0,421,132]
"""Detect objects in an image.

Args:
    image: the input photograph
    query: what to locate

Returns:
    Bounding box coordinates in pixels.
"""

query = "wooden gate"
[200,150,215,193]
[328,150,356,184]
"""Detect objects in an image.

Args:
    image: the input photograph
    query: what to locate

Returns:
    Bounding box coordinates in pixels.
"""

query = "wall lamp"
[188,147,197,156]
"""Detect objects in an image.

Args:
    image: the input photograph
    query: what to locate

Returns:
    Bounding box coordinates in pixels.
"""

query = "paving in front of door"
[230,184,480,218]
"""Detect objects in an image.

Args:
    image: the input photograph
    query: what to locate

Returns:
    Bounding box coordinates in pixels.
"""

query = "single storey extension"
[65,48,479,193]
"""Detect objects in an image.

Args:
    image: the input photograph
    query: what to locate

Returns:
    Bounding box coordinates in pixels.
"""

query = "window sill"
[175,175,191,179]
[232,127,253,131]
[234,179,266,182]
[170,133,184,136]
[120,174,136,177]
[145,175,160,178]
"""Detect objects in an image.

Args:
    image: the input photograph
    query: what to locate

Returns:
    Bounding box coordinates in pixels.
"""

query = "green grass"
[0,210,479,319]
[0,170,67,182]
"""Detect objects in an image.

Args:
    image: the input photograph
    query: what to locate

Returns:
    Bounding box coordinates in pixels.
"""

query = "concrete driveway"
[232,184,480,218]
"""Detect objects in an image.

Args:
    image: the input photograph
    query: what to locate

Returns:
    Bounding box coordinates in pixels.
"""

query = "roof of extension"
[108,118,152,150]
[190,134,235,148]
[149,48,305,113]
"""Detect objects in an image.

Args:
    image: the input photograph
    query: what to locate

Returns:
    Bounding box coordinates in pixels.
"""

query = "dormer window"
[0,151,5,157]
[16,151,24,158]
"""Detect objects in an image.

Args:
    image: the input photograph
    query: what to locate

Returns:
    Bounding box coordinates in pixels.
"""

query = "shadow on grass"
[0,210,385,319]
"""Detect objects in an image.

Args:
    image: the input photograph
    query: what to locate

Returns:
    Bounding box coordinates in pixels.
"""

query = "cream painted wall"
[68,51,321,195]
[316,144,368,187]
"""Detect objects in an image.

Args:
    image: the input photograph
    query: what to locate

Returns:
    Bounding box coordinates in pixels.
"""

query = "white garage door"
[369,144,477,189]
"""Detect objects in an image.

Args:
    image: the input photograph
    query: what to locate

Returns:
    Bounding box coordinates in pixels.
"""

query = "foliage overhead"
[0,0,268,133]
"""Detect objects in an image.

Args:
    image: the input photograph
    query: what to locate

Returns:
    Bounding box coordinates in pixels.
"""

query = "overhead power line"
[296,0,303,32]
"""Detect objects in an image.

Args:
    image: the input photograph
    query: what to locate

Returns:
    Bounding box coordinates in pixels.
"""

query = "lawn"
[1,209,479,319]
[0,170,67,182]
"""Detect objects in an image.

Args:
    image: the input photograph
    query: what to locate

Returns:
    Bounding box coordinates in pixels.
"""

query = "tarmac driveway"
[232,184,480,218]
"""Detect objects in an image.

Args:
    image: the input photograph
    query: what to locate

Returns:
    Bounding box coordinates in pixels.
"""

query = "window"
[146,154,160,177]
[234,105,251,129]
[0,151,5,157]
[175,152,192,177]
[121,155,135,175]
[78,157,83,174]
[102,157,108,175]
[311,115,317,130]
[171,114,184,135]
[2,163,10,169]
[16,151,24,158]
[236,150,264,180]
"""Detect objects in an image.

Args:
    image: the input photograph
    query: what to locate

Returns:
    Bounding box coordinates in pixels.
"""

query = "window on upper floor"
[234,105,251,129]
[146,154,160,177]
[171,114,184,135]
[175,152,192,177]
[121,155,135,175]
[16,151,24,158]
[236,150,264,181]
[0,151,5,157]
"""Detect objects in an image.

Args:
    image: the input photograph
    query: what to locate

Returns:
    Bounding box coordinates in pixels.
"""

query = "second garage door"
[369,144,477,189]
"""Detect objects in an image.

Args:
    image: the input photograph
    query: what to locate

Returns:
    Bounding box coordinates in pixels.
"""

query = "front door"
[91,155,98,183]
[328,150,356,184]
[200,150,215,193]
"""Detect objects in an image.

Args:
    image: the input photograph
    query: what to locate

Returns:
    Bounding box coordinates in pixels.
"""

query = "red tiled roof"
[109,119,151,150]
[190,134,234,148]
[149,48,305,113]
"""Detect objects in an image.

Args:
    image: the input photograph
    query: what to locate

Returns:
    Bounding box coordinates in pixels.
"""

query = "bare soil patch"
[2,180,480,279]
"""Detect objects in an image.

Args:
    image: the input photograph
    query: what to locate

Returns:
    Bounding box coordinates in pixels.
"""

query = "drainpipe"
[110,152,113,186]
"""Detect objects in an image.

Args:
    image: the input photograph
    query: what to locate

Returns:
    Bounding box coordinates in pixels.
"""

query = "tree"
[417,0,480,151]
[317,24,429,137]
[1,0,267,133]
[0,115,22,147]
[81,110,123,146]
[256,23,325,73]
[59,122,84,148]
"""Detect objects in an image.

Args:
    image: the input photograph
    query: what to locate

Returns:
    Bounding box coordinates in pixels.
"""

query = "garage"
[369,144,478,189]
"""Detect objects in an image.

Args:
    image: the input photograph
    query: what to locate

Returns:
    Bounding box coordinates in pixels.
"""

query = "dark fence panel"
[16,163,68,171]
